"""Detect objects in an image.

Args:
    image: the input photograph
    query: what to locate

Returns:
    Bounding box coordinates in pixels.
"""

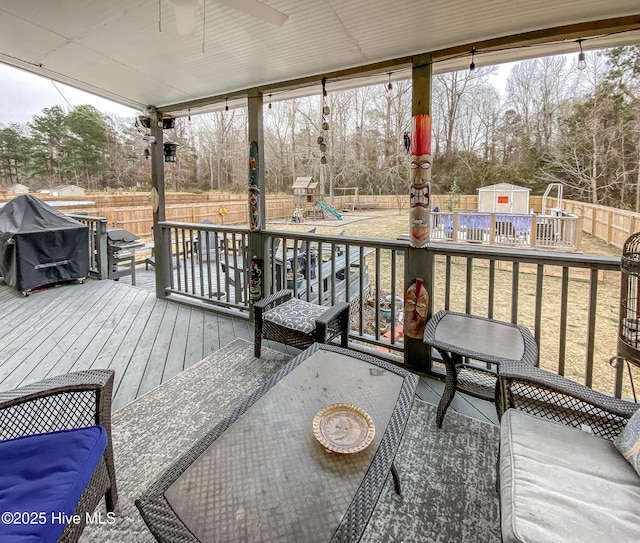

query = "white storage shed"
[477,183,530,214]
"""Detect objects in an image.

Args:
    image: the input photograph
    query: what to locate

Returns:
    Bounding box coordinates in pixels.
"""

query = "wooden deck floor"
[0,276,498,424]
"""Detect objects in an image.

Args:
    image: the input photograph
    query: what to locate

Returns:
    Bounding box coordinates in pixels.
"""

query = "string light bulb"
[225,97,229,112]
[268,94,272,111]
[387,72,393,91]
[469,47,476,71]
[577,39,587,71]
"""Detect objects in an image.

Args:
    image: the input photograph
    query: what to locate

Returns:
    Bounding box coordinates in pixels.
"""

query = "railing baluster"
[375,248,381,341]
[214,233,222,299]
[444,255,452,310]
[268,237,275,296]
[173,228,181,292]
[358,245,364,337]
[585,268,599,388]
[330,244,336,306]
[290,238,298,297]
[488,259,495,319]
[559,267,569,376]
[390,250,397,343]
[465,257,473,313]
[189,229,197,295]
[345,244,351,305]
[511,262,519,324]
[534,264,544,348]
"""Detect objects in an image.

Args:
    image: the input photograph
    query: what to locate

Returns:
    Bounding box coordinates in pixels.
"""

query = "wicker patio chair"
[254,289,350,357]
[498,362,638,439]
[0,369,118,543]
[497,362,640,542]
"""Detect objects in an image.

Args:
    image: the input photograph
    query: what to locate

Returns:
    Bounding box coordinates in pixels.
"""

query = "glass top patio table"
[136,343,418,543]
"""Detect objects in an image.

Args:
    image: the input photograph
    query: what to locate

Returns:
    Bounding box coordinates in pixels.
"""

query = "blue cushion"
[0,426,107,543]
[615,409,640,476]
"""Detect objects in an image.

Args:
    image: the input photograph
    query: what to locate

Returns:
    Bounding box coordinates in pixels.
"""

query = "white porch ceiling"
[0,1,639,116]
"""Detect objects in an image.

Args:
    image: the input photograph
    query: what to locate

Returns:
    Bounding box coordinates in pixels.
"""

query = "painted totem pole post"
[249,257,263,302]
[404,56,433,371]
[248,141,263,301]
[248,141,260,233]
[409,114,431,247]
[247,89,266,314]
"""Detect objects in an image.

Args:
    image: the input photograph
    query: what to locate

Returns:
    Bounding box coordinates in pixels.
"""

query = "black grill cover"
[0,195,89,292]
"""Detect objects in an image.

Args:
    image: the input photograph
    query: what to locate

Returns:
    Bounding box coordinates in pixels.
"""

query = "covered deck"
[1,2,640,542]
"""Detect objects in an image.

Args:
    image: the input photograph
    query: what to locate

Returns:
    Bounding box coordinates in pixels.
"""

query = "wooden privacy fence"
[3,191,639,246]
[561,201,640,249]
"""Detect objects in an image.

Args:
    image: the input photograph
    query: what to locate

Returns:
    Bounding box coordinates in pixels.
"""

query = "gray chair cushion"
[500,409,640,543]
[263,298,328,335]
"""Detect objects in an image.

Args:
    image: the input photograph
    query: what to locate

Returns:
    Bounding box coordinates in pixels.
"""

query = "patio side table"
[423,310,538,427]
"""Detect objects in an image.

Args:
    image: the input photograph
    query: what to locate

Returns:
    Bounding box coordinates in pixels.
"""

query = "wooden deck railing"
[68,214,109,279]
[156,221,626,398]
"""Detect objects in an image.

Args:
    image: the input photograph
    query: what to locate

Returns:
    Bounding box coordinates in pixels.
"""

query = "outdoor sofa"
[498,362,640,542]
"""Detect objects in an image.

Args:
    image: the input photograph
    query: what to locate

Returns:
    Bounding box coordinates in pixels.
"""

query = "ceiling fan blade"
[168,0,202,36]
[216,0,288,27]
[173,6,196,35]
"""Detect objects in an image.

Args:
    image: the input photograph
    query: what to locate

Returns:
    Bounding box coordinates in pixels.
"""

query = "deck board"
[109,296,164,409]
[0,277,498,422]
[162,304,192,379]
[203,309,221,353]
[89,288,151,371]
[184,308,205,369]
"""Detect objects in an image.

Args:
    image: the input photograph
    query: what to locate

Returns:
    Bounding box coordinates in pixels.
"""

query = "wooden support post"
[405,54,433,371]
[149,108,169,300]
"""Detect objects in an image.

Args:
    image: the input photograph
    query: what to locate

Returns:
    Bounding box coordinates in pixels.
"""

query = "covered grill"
[0,194,89,294]
[106,229,144,283]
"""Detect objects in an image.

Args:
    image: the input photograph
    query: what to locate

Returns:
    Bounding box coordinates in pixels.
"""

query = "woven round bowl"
[312,403,375,454]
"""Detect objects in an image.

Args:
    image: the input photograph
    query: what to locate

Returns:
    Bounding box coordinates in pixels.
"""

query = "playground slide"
[317,200,342,220]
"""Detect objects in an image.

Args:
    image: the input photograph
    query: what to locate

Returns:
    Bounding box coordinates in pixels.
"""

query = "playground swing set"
[291,176,343,223]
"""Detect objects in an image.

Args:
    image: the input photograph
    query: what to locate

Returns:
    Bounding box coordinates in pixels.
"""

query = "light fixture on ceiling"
[577,39,587,71]
[166,0,288,36]
[387,72,393,91]
[469,47,476,71]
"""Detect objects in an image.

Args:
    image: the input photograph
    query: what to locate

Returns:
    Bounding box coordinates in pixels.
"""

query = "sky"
[0,61,515,127]
[0,63,139,126]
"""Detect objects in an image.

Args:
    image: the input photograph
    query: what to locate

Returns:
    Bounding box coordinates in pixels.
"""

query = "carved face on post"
[403,277,429,339]
[409,115,432,247]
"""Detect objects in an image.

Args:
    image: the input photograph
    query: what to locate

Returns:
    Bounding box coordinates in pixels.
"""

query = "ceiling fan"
[168,0,289,36]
